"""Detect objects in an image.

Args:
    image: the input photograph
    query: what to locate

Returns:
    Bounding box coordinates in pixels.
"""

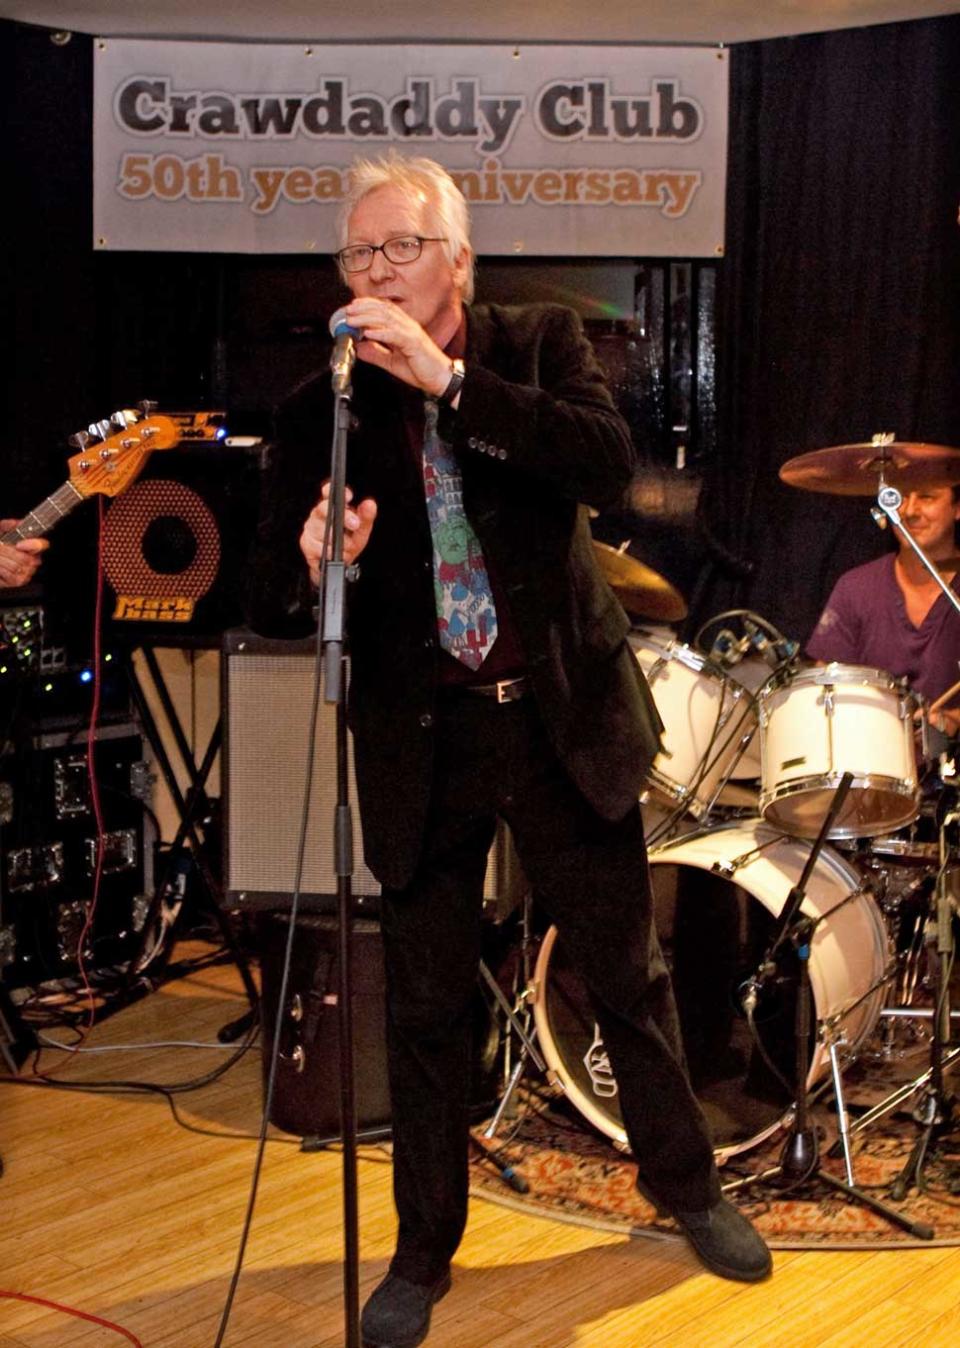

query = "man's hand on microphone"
[339,299,453,399]
[300,482,378,584]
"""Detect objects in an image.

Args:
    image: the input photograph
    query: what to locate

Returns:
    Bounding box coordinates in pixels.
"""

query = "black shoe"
[672,1197,772,1282]
[361,1269,452,1348]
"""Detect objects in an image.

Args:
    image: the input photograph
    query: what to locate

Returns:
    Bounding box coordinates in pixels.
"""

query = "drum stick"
[929,676,960,715]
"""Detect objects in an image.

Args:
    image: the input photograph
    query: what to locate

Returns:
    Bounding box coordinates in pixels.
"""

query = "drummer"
[805,485,960,735]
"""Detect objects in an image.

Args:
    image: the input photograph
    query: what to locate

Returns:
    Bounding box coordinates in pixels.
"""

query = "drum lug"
[710,858,737,877]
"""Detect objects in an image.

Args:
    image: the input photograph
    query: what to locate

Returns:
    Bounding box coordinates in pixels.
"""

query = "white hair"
[336,152,476,303]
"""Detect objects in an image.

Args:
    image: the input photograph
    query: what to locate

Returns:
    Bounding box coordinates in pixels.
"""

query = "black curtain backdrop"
[2,16,959,653]
[692,14,960,649]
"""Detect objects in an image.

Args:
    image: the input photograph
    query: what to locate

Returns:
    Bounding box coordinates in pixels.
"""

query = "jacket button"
[467,436,477,448]
[497,448,507,459]
[419,712,433,728]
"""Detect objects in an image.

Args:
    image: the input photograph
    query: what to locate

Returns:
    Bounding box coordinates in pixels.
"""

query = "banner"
[93,41,728,257]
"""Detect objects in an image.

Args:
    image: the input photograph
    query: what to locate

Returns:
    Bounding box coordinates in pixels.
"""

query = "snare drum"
[532,820,889,1160]
[630,630,758,817]
[759,663,919,840]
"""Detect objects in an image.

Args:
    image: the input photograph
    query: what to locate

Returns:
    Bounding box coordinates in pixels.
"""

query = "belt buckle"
[496,678,518,704]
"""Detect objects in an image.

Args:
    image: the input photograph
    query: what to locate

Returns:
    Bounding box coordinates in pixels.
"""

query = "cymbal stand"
[726,772,934,1238]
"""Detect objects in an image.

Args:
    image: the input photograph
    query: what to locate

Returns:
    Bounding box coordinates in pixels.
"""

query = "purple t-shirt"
[805,554,960,705]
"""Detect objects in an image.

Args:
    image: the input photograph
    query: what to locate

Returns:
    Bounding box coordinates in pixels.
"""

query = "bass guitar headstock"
[66,405,179,500]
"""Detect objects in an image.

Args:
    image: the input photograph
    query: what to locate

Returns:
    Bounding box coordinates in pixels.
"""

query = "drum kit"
[482,436,960,1218]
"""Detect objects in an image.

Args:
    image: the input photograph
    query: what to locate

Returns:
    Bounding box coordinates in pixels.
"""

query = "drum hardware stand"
[818,967,897,1184]
[886,794,959,1201]
[120,642,260,1025]
[694,685,760,820]
[837,787,960,1186]
[726,772,934,1238]
[822,1022,858,1184]
[837,1045,960,1139]
[478,963,547,1138]
[478,893,548,1141]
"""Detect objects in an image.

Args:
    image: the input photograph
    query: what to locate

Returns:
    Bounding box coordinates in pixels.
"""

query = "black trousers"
[379,689,720,1285]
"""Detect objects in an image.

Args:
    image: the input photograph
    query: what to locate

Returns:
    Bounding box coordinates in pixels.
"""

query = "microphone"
[710,628,751,668]
[744,618,799,669]
[329,307,363,395]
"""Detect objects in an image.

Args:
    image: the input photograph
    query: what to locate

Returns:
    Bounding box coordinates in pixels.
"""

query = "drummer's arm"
[921,672,960,740]
[932,706,960,738]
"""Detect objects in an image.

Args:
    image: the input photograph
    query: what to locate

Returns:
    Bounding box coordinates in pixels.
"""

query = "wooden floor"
[3,944,960,1348]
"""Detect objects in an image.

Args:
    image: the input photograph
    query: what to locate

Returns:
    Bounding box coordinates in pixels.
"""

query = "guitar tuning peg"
[137,399,159,416]
[111,410,134,429]
[68,430,91,449]
[87,420,112,441]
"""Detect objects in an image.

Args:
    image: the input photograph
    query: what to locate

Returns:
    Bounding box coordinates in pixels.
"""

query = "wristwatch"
[440,358,466,405]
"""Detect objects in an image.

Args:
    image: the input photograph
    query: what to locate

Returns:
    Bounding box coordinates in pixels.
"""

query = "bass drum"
[532,820,890,1161]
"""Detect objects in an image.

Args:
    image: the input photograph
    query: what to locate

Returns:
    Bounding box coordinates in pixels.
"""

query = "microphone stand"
[323,349,361,1348]
[729,772,934,1238]
[874,482,960,619]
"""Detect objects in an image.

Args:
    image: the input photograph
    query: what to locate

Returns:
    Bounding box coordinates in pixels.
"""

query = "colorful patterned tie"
[421,397,498,670]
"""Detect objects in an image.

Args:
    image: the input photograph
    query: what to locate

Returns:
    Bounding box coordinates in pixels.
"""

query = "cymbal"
[592,541,687,621]
[779,438,960,496]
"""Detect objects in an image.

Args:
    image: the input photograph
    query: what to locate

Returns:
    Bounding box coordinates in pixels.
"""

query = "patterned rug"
[469,1040,960,1249]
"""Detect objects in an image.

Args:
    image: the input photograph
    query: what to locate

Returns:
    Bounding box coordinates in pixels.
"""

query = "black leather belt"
[461,675,529,703]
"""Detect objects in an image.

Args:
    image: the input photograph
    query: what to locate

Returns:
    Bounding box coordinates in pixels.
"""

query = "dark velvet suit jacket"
[250,301,663,888]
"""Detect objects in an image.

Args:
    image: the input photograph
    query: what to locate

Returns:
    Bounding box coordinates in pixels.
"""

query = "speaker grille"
[225,649,380,904]
[103,480,221,600]
[223,641,526,913]
[99,443,264,641]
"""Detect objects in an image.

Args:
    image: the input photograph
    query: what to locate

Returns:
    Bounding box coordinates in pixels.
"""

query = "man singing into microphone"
[256,152,770,1348]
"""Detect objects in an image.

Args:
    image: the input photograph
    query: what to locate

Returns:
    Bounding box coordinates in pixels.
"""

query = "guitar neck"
[0,481,85,546]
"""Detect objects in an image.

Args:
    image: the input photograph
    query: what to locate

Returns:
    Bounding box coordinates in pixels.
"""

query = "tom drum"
[759,663,919,840]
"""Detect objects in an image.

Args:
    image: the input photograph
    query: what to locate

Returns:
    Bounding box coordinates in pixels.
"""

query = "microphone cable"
[212,458,336,1347]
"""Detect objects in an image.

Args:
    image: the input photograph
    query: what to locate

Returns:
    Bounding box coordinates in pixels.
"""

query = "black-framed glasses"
[335,235,448,273]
